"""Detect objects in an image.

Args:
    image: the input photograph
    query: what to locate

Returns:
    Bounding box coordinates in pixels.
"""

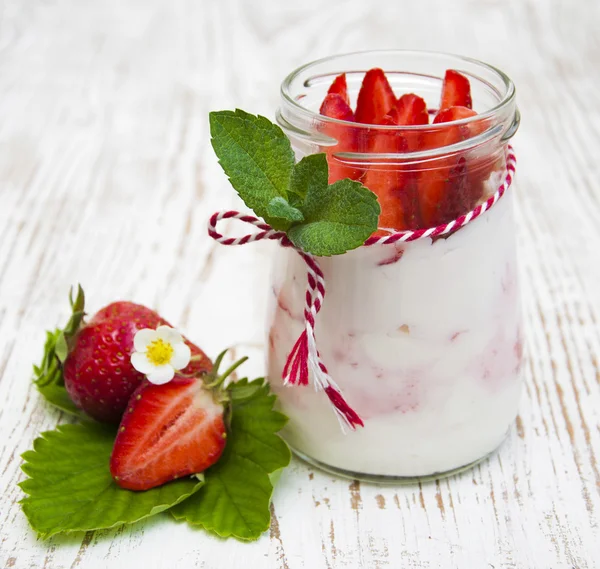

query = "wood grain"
[0,0,598,567]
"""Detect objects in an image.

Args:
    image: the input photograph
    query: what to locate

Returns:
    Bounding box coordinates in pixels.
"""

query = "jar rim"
[279,49,518,156]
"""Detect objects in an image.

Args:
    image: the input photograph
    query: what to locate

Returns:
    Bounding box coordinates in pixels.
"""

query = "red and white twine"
[208,146,516,430]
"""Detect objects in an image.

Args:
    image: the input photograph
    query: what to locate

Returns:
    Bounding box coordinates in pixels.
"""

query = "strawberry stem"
[211,349,229,377]
[217,357,248,384]
[205,355,248,389]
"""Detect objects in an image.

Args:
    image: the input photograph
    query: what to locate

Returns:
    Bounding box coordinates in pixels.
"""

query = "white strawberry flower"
[131,326,191,385]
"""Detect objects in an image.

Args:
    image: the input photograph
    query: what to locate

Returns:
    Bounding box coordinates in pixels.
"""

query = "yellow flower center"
[146,339,174,366]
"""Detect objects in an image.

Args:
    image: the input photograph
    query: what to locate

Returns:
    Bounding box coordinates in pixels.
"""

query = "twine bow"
[208,146,516,430]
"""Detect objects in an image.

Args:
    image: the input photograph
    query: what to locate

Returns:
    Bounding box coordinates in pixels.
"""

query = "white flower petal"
[146,365,175,385]
[155,325,182,345]
[131,351,156,374]
[170,342,191,370]
[134,329,158,352]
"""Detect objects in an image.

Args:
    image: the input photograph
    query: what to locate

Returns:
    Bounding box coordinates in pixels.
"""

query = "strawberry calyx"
[192,348,265,408]
[33,285,85,389]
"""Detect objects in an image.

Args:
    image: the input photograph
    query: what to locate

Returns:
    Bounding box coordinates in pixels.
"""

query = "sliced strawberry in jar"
[385,93,429,153]
[319,93,360,183]
[355,68,396,125]
[440,69,473,110]
[419,106,479,227]
[362,94,428,230]
[110,377,226,491]
[326,72,350,106]
[387,94,429,130]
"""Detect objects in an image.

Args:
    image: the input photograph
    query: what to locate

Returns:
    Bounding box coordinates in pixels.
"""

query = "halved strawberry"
[110,376,226,491]
[362,94,428,230]
[326,73,350,106]
[319,93,360,183]
[440,70,472,110]
[355,68,396,125]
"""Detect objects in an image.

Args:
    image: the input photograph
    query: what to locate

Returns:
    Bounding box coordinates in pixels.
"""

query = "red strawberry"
[326,73,350,105]
[320,92,354,121]
[319,93,361,183]
[433,105,478,128]
[362,94,428,230]
[386,93,429,132]
[440,70,472,110]
[355,68,396,125]
[110,376,226,491]
[63,300,211,424]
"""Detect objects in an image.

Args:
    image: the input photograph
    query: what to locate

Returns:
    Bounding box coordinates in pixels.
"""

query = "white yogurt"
[266,184,523,478]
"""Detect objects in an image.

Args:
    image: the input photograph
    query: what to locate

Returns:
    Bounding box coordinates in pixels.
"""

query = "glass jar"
[267,50,521,482]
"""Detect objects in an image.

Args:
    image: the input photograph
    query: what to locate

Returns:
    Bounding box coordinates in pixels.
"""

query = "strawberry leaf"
[170,378,291,541]
[33,330,83,418]
[19,423,204,538]
[33,286,86,417]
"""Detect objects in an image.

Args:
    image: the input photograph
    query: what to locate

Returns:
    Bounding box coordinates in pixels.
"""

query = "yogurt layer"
[266,186,523,478]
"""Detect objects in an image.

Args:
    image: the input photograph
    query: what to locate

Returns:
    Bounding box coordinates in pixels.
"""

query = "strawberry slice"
[387,93,429,130]
[319,93,360,183]
[110,377,226,491]
[419,105,480,226]
[362,94,428,230]
[355,68,396,124]
[440,70,473,110]
[326,73,350,106]
[320,92,354,121]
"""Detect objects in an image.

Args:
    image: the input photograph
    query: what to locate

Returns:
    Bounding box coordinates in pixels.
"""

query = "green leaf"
[170,379,291,541]
[209,110,295,229]
[37,382,85,418]
[19,423,204,538]
[267,197,304,224]
[54,332,68,363]
[288,178,380,256]
[33,287,87,416]
[289,153,329,207]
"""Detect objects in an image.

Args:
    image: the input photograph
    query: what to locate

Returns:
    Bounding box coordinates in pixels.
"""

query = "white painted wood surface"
[0,0,598,567]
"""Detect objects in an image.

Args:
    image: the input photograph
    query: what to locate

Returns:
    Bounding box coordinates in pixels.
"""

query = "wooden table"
[1,0,598,567]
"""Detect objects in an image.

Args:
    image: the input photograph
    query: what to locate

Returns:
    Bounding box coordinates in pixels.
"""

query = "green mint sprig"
[209,109,380,256]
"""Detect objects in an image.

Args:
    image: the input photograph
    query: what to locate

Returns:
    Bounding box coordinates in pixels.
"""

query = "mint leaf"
[288,178,381,256]
[267,197,304,224]
[170,379,291,541]
[289,153,329,207]
[209,110,295,230]
[20,423,204,538]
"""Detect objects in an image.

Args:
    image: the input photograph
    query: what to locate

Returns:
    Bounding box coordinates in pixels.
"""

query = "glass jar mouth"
[279,49,518,159]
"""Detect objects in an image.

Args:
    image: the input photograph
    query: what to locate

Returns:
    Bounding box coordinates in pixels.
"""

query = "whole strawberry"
[39,287,211,424]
